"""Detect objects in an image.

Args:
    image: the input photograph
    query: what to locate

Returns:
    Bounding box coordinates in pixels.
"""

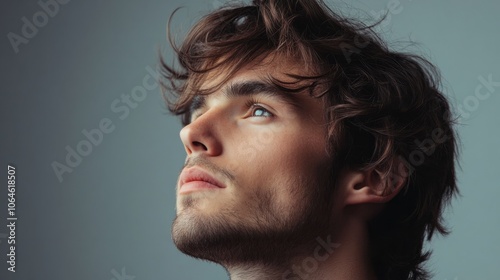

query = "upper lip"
[179,167,226,189]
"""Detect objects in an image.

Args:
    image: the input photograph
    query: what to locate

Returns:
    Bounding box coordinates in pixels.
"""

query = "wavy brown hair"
[160,0,459,279]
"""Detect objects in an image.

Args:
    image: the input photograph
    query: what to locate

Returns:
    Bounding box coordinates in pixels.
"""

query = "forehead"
[197,52,318,92]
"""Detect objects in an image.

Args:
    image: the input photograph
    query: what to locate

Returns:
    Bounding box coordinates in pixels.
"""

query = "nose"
[179,111,223,156]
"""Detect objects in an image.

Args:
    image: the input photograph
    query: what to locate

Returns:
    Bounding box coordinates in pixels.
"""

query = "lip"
[178,167,226,194]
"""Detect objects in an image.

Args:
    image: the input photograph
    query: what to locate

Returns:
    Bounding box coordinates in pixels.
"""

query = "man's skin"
[172,54,406,280]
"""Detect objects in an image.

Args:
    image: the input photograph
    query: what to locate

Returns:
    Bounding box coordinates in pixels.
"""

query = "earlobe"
[342,163,408,206]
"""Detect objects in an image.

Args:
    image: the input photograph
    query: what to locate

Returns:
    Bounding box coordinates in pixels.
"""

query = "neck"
[225,218,377,280]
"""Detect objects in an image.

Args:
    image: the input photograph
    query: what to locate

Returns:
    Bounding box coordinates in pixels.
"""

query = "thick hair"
[160,0,459,279]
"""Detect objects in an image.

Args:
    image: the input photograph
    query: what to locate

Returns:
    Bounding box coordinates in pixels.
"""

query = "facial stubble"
[172,161,335,268]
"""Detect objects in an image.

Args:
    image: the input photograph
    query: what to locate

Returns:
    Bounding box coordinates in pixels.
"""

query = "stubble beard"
[172,165,335,268]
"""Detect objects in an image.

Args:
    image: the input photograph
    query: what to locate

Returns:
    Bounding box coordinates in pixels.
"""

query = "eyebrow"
[189,80,301,114]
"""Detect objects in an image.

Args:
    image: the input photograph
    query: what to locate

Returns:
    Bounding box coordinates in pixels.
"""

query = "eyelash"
[191,98,274,122]
[245,99,274,118]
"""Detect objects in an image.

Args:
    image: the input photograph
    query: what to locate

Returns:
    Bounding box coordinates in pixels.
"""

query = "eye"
[245,99,274,118]
[251,106,273,117]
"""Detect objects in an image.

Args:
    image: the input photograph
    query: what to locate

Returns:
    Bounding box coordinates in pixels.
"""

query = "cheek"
[232,131,328,203]
[275,128,329,173]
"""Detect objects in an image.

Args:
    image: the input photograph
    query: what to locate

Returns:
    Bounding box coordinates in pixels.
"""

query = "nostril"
[193,141,208,151]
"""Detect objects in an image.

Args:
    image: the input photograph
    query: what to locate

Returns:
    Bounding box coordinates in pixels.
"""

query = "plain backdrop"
[1,0,499,279]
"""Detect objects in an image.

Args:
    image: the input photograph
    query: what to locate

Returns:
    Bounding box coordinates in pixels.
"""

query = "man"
[161,0,458,279]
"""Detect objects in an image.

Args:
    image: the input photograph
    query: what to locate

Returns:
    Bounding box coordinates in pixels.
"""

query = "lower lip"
[179,181,223,194]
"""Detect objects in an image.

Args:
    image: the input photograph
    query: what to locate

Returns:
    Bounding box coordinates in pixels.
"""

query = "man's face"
[172,57,337,265]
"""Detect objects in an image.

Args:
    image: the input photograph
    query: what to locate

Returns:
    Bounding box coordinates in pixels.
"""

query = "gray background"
[1,0,499,279]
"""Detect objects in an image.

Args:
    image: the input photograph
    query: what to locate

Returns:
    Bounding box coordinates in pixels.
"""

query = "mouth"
[178,167,226,194]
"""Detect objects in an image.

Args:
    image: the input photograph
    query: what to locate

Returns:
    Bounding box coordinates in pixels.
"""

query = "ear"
[341,161,408,206]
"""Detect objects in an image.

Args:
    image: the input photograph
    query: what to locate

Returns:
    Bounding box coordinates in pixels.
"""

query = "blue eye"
[244,99,274,119]
[252,106,273,117]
